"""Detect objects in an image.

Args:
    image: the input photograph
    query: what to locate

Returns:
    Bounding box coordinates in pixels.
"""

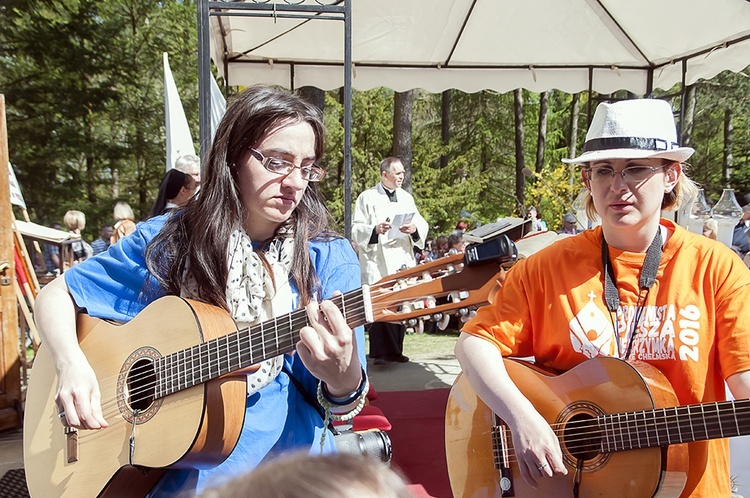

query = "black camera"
[334,430,392,463]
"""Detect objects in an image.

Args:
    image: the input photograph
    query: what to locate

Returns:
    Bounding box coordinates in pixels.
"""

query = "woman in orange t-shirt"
[456,99,750,497]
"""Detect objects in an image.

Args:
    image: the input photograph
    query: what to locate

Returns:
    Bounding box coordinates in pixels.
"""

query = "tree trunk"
[568,93,580,159]
[335,88,345,184]
[514,89,526,206]
[723,108,733,184]
[568,93,581,203]
[393,90,414,192]
[440,90,450,169]
[682,85,697,148]
[535,91,548,171]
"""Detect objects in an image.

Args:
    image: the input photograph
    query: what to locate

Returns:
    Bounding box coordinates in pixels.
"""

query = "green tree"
[1,0,198,240]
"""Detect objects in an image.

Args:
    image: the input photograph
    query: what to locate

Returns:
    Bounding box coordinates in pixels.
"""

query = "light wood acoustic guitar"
[24,250,508,497]
[446,357,750,497]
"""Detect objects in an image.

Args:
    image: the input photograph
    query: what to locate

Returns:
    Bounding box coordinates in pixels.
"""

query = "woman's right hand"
[508,409,566,488]
[34,276,108,430]
[454,333,568,488]
[55,357,108,429]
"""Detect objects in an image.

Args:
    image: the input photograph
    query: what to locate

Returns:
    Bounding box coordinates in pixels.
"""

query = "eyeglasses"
[583,164,666,185]
[249,148,325,182]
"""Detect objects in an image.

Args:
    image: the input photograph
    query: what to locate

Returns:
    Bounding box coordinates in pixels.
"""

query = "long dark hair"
[146,85,335,309]
[149,169,191,218]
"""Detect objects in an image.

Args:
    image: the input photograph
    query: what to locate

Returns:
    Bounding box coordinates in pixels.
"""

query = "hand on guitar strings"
[510,409,567,487]
[297,294,362,398]
[55,358,109,430]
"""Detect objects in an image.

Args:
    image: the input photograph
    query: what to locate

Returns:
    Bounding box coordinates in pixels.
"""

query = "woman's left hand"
[297,295,362,397]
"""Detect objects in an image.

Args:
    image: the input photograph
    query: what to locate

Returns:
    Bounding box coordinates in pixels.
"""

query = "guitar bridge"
[64,427,79,463]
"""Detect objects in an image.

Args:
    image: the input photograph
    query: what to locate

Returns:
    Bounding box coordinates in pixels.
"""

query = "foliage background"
[2,0,749,241]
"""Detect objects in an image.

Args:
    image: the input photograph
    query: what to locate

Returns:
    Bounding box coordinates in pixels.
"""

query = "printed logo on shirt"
[569,292,701,363]
[569,291,617,358]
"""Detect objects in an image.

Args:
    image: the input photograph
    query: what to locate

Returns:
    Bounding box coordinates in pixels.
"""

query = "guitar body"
[24,296,248,497]
[446,357,689,497]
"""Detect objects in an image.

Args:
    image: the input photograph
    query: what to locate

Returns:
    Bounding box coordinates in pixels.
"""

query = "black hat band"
[583,136,680,153]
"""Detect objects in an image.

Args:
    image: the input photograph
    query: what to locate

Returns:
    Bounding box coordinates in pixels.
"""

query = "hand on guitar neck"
[296,295,362,398]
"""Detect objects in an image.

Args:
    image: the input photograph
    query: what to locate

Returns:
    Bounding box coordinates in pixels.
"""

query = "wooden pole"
[21,209,42,256]
[0,94,23,430]
[12,219,39,297]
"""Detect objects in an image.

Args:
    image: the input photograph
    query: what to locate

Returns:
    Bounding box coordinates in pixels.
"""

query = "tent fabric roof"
[209,0,750,95]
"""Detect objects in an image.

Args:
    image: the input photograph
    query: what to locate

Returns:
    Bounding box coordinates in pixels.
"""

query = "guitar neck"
[601,398,750,452]
[155,288,369,398]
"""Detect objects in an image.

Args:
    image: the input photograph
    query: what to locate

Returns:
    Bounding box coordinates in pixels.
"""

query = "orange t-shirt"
[463,219,750,497]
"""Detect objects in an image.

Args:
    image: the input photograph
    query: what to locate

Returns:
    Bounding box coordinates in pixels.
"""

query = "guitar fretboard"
[600,398,750,452]
[152,289,369,399]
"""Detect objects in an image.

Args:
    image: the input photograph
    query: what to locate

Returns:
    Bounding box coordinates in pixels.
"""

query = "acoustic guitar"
[24,250,507,498]
[446,357,750,497]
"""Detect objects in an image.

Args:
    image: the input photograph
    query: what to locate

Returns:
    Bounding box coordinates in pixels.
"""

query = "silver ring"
[537,463,548,470]
[58,411,66,419]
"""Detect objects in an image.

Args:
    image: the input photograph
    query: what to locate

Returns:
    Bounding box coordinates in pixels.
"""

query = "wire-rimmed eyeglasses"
[249,148,325,182]
[582,164,666,185]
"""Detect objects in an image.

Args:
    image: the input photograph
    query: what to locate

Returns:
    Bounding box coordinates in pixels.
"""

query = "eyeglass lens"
[250,148,324,181]
[587,165,663,184]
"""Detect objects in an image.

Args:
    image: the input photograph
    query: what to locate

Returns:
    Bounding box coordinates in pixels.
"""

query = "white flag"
[8,163,26,209]
[210,73,227,141]
[164,52,195,171]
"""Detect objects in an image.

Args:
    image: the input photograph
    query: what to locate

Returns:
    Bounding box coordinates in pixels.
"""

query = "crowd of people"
[38,153,204,273]
[29,88,750,497]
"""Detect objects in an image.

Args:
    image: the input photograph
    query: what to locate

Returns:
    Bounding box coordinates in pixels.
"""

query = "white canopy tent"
[205,0,750,95]
[197,0,750,231]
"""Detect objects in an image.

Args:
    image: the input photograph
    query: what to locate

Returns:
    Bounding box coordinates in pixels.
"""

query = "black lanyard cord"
[601,229,663,359]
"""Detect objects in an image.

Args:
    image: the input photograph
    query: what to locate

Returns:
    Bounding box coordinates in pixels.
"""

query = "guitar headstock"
[368,252,505,325]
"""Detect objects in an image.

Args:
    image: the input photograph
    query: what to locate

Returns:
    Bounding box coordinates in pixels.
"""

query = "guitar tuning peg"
[406,318,418,327]
[432,313,443,322]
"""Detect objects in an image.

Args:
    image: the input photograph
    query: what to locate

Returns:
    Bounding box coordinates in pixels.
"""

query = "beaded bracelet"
[319,367,369,407]
[317,369,369,452]
[318,368,369,416]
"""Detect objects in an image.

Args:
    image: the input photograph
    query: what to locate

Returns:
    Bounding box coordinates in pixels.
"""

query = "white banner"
[210,72,227,141]
[8,163,26,209]
[164,52,195,171]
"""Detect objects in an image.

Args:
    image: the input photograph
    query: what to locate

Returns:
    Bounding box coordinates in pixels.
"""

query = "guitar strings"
[96,288,444,414]
[99,268,461,410]
[489,402,750,465]
[105,301,369,411]
[81,259,473,418]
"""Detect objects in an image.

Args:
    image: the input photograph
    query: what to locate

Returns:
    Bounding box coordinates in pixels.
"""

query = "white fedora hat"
[563,99,694,165]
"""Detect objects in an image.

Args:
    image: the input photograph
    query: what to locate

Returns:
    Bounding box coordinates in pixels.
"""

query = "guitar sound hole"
[128,359,156,411]
[564,413,602,461]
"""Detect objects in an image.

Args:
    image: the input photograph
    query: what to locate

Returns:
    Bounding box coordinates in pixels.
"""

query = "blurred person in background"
[90,225,113,255]
[111,202,136,245]
[63,210,93,264]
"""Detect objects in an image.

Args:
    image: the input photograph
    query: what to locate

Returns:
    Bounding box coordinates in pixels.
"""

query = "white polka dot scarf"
[182,228,295,395]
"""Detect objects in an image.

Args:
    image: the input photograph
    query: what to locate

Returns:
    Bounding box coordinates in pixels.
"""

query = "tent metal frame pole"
[343,0,352,239]
[586,67,594,127]
[197,0,353,235]
[198,0,212,163]
[678,59,688,142]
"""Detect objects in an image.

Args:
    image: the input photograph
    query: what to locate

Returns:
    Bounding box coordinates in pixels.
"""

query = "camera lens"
[334,430,392,463]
